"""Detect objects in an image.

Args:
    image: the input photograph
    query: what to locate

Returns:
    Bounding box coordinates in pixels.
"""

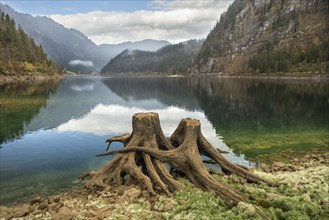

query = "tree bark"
[81,113,275,218]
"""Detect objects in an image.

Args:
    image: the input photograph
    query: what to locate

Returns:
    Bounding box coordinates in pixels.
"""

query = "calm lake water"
[0,76,328,205]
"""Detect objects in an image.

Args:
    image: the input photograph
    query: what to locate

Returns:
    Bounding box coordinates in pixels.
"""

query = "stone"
[53,207,75,220]
[289,165,297,171]
[260,164,270,173]
[49,203,60,212]
[13,204,31,217]
[126,187,142,199]
[88,195,93,200]
[48,195,60,203]
[271,162,286,171]
[117,195,130,204]
[38,203,48,210]
[30,196,42,205]
[96,207,112,219]
[163,200,174,211]
[266,193,281,200]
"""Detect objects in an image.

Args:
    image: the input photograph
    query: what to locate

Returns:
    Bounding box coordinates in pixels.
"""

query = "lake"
[0,76,328,205]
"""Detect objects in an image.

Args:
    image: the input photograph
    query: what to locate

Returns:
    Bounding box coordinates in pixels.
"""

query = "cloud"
[70,84,95,92]
[56,103,253,166]
[68,60,94,67]
[49,0,233,44]
[56,104,219,142]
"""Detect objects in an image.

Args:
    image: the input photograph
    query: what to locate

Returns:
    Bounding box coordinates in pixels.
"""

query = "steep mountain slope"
[0,4,170,73]
[101,39,203,75]
[0,12,60,75]
[0,3,103,73]
[194,0,329,75]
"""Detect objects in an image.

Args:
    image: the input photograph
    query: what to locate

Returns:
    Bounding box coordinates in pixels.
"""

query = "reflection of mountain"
[26,77,166,131]
[189,77,329,159]
[26,78,118,131]
[0,80,61,144]
[101,77,201,111]
[189,77,329,130]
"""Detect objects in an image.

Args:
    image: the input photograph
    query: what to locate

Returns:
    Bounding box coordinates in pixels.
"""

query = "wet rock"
[126,187,142,199]
[30,196,42,205]
[53,207,75,220]
[48,195,60,204]
[38,203,48,210]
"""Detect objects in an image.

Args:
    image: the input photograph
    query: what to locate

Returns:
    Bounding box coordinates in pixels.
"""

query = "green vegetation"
[101,40,203,75]
[248,39,329,73]
[0,12,60,75]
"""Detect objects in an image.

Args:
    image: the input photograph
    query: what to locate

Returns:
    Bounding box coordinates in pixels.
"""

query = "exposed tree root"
[81,112,275,219]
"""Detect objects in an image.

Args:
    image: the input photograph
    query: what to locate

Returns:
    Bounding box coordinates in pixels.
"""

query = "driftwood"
[81,112,276,218]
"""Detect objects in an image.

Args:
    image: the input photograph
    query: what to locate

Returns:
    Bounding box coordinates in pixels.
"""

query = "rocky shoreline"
[1,153,328,220]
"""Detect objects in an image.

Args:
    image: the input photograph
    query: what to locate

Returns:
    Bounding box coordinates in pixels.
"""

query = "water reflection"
[57,104,224,147]
[189,77,329,160]
[0,79,61,144]
[1,76,328,205]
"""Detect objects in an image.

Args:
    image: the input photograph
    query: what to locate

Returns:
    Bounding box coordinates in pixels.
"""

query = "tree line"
[0,12,60,75]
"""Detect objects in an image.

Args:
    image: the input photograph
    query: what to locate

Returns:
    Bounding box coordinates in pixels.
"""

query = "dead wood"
[81,112,275,219]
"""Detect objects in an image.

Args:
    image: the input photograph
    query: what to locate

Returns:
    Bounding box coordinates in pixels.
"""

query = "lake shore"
[0,74,63,85]
[1,153,328,220]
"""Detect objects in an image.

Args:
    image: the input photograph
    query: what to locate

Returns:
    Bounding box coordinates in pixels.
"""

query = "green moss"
[160,163,329,220]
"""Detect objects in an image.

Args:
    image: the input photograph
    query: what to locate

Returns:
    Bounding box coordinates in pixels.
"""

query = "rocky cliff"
[193,0,329,75]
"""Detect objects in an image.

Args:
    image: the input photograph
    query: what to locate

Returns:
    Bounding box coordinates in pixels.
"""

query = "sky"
[1,0,233,45]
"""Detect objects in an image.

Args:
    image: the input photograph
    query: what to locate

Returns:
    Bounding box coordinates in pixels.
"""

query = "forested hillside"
[101,40,203,75]
[0,12,60,75]
[193,0,329,75]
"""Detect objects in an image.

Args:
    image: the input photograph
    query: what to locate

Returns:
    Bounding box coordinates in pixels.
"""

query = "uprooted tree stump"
[80,112,276,218]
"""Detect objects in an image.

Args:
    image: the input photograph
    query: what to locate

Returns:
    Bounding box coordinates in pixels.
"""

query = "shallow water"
[0,76,328,205]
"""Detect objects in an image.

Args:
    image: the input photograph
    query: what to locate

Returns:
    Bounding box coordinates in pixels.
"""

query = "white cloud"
[68,60,94,67]
[49,0,233,44]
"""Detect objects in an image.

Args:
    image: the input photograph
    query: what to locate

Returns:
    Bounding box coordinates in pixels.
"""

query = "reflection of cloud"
[68,60,94,67]
[57,104,221,145]
[71,84,95,92]
[56,104,253,167]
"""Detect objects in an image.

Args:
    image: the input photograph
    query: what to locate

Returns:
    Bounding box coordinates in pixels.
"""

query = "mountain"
[101,39,203,75]
[99,39,170,60]
[0,3,170,74]
[0,12,60,75]
[193,0,329,75]
[0,3,101,73]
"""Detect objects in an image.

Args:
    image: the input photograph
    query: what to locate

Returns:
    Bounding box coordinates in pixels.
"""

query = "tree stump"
[81,112,276,217]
